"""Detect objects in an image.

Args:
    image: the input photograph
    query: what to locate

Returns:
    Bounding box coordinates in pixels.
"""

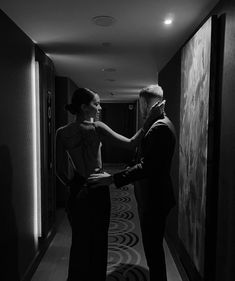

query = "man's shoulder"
[152,115,174,129]
[148,115,176,137]
[149,116,167,130]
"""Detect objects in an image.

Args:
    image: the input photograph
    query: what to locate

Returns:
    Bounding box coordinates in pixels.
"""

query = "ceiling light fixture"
[92,16,116,27]
[164,18,173,25]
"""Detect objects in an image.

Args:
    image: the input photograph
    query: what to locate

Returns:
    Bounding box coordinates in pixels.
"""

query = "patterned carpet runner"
[106,181,149,281]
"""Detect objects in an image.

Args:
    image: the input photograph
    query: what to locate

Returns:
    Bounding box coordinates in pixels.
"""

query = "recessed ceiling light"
[102,68,117,72]
[92,16,116,27]
[164,18,173,25]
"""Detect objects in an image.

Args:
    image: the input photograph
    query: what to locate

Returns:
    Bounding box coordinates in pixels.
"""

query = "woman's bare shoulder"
[94,121,112,133]
[94,121,106,128]
[56,125,67,136]
[56,122,80,138]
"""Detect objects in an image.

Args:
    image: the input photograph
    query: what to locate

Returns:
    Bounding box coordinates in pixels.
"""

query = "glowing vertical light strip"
[31,57,42,245]
[35,61,42,238]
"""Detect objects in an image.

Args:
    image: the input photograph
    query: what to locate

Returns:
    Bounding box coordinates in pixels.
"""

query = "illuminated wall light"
[31,57,42,246]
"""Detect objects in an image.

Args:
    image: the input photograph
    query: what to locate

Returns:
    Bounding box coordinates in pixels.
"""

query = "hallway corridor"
[31,167,182,281]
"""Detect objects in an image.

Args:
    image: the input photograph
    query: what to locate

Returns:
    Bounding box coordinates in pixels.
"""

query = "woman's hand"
[87,172,113,188]
[143,100,166,131]
[149,100,165,119]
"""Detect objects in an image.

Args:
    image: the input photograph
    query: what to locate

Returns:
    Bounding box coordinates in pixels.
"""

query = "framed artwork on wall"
[178,15,220,281]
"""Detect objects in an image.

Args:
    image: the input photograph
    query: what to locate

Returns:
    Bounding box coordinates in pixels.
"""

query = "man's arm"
[113,123,171,188]
[113,161,146,188]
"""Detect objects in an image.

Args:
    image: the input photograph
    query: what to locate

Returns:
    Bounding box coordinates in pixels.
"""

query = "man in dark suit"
[113,84,176,281]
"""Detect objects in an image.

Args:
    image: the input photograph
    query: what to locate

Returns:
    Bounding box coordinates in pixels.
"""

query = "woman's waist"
[69,181,109,199]
[74,164,102,178]
[70,168,104,191]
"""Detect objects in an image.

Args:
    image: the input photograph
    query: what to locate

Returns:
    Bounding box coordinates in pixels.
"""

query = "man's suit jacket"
[113,114,176,215]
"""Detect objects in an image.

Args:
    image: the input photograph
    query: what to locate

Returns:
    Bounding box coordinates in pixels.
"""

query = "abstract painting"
[178,17,213,277]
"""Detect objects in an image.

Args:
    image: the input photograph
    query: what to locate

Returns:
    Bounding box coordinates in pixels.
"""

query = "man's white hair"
[139,84,163,101]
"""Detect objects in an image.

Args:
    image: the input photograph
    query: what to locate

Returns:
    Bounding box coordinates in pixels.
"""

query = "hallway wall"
[159,0,235,280]
[158,50,181,266]
[55,76,79,207]
[211,1,235,280]
[0,10,56,281]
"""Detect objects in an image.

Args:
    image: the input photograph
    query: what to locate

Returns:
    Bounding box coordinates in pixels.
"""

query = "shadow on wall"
[0,145,20,281]
[107,263,149,280]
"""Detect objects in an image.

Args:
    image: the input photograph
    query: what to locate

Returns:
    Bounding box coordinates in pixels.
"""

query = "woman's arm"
[95,121,145,150]
[95,100,165,150]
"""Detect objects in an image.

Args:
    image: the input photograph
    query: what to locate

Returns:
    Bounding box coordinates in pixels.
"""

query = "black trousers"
[66,185,111,281]
[138,208,168,281]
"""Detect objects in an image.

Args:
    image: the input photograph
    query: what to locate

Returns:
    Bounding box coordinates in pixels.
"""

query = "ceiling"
[1,0,218,101]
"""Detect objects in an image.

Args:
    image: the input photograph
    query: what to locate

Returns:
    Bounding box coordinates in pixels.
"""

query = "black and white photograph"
[1,1,234,281]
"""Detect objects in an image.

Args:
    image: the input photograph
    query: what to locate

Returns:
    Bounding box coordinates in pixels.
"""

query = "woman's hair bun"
[65,88,96,115]
[64,104,77,115]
